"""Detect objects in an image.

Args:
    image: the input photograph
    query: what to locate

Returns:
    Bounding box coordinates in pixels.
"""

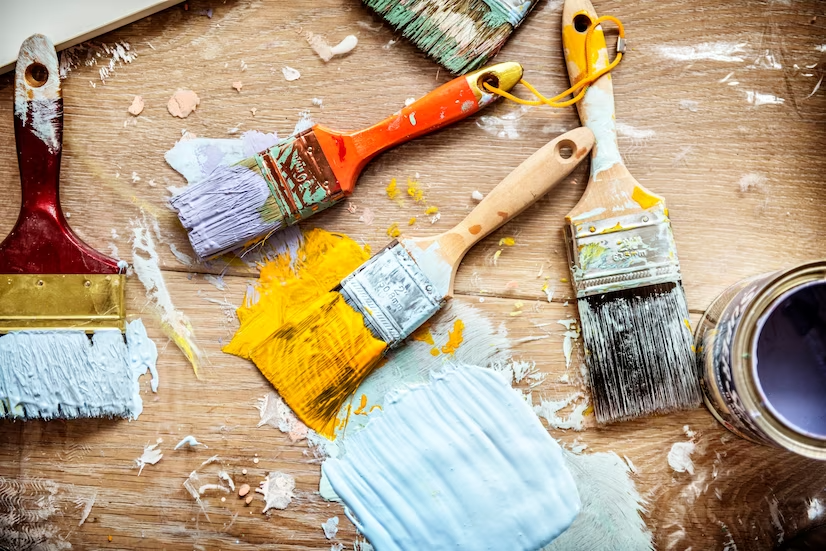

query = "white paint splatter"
[135,443,163,475]
[615,122,656,140]
[667,441,695,474]
[282,66,301,81]
[358,207,375,225]
[293,110,315,134]
[256,471,295,513]
[321,516,339,539]
[471,190,484,202]
[768,496,784,544]
[738,172,766,192]
[534,392,589,431]
[807,498,823,520]
[744,90,785,106]
[679,99,699,112]
[656,42,747,63]
[476,105,531,139]
[174,435,206,450]
[256,391,308,442]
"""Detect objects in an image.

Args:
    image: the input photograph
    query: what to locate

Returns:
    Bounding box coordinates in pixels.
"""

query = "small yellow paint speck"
[583,405,594,416]
[430,348,440,356]
[407,178,425,203]
[499,237,515,247]
[387,223,401,238]
[683,318,692,331]
[441,319,465,355]
[408,217,417,226]
[386,178,400,200]
[354,394,369,415]
[493,249,502,265]
[509,311,523,317]
[514,301,524,309]
[108,536,113,542]
[425,206,439,215]
[560,277,568,283]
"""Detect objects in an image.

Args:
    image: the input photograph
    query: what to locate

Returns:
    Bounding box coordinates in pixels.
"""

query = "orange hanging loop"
[484,15,626,108]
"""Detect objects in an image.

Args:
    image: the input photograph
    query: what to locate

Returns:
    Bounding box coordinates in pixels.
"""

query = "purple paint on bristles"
[754,281,826,439]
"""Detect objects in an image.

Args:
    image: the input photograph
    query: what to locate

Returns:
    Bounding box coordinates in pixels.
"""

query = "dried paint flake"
[347,202,358,214]
[359,207,375,225]
[499,237,515,247]
[256,391,309,442]
[307,32,358,62]
[312,97,324,107]
[232,81,243,92]
[667,441,696,474]
[167,89,200,118]
[407,179,425,203]
[471,190,484,202]
[542,283,555,303]
[493,249,503,266]
[174,435,206,450]
[430,212,441,225]
[256,471,295,513]
[769,496,784,544]
[387,223,401,238]
[678,99,699,112]
[131,171,140,183]
[386,178,400,200]
[424,206,439,215]
[282,66,301,81]
[534,393,589,431]
[128,95,144,116]
[76,492,96,526]
[408,217,417,226]
[807,498,824,521]
[322,516,339,539]
[744,90,785,107]
[135,443,163,475]
[738,172,766,192]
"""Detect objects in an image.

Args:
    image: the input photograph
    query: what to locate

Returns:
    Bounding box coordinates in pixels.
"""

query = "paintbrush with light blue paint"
[248,127,594,436]
[562,0,701,424]
[0,35,154,420]
[170,62,524,260]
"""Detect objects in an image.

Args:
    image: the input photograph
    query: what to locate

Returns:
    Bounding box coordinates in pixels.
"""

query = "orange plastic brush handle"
[312,61,523,194]
[0,34,119,275]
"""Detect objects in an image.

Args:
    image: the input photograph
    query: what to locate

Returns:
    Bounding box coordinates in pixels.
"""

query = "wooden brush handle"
[0,34,118,274]
[406,127,594,280]
[562,0,664,223]
[314,62,523,193]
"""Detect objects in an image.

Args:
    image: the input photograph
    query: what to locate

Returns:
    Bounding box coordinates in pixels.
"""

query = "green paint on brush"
[362,0,521,74]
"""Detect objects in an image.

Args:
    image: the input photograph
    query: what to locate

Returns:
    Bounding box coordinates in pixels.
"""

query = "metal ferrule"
[481,0,534,27]
[565,205,681,297]
[339,242,444,347]
[465,61,523,106]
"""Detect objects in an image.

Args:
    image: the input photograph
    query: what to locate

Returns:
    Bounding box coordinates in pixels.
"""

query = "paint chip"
[471,190,484,202]
[738,173,766,192]
[128,95,144,116]
[359,207,375,225]
[167,89,200,118]
[282,66,301,81]
[256,471,295,513]
[232,81,243,92]
[499,237,515,247]
[667,441,695,474]
[387,223,401,238]
[135,443,163,475]
[322,516,340,539]
[307,33,358,62]
[174,435,207,450]
[386,178,400,200]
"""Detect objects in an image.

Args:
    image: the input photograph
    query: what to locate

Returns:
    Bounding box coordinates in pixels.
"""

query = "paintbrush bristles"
[362,0,525,74]
[579,283,701,424]
[170,163,283,259]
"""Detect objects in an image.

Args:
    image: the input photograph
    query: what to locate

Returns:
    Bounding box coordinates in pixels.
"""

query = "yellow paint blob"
[408,217,417,226]
[631,185,662,210]
[441,319,465,355]
[430,348,440,356]
[386,178,400,200]
[424,206,439,215]
[407,178,425,203]
[353,394,369,416]
[224,229,386,439]
[499,237,516,247]
[387,223,401,238]
[412,325,435,345]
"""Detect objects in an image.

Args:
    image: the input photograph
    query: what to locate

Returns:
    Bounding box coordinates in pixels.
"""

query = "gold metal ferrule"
[465,61,523,103]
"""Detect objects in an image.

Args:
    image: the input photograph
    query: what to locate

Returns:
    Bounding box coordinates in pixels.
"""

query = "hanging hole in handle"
[478,72,500,91]
[573,13,592,33]
[25,62,49,88]
[557,139,575,159]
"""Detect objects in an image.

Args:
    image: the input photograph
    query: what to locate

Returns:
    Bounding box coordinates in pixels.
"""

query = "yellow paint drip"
[387,223,401,238]
[353,394,369,415]
[386,178,400,200]
[441,319,465,355]
[407,178,425,203]
[499,237,516,247]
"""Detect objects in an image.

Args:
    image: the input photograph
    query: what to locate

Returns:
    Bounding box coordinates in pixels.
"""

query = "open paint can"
[694,261,826,459]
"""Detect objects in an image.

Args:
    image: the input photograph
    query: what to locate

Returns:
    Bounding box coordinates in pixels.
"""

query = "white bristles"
[169,164,282,259]
[577,283,701,424]
[0,320,157,420]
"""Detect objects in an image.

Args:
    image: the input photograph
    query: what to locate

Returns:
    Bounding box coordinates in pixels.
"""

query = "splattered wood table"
[1,0,826,549]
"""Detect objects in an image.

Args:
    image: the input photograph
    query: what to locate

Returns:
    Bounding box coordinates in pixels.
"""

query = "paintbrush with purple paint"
[170,62,523,260]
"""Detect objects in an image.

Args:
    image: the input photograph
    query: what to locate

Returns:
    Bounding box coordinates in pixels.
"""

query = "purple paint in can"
[695,261,826,459]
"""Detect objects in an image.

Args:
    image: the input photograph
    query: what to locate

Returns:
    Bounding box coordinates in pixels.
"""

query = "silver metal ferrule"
[339,242,444,348]
[565,204,681,298]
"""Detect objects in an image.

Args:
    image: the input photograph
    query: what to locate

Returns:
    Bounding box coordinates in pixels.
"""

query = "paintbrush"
[361,0,540,74]
[170,62,524,260]
[247,127,595,436]
[0,35,139,420]
[561,0,701,423]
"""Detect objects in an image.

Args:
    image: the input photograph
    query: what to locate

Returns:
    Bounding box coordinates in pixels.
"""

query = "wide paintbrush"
[170,62,523,260]
[561,0,701,423]
[245,127,595,436]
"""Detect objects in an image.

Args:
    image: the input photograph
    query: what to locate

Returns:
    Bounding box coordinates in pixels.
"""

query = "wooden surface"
[1,0,825,549]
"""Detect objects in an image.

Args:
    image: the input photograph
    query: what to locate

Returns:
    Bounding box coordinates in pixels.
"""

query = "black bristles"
[578,282,702,424]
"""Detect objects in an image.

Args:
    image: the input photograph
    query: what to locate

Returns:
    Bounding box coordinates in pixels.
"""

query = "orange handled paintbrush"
[245,127,595,437]
[170,62,524,260]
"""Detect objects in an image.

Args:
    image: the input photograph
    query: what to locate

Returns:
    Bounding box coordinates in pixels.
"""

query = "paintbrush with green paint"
[169,62,523,260]
[361,0,541,74]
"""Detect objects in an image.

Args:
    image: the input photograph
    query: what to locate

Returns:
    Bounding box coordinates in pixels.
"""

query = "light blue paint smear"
[0,319,158,420]
[323,365,580,551]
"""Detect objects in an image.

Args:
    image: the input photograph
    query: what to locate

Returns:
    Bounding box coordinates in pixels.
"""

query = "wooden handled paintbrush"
[170,62,524,260]
[247,127,595,436]
[562,0,701,423]
[0,35,145,420]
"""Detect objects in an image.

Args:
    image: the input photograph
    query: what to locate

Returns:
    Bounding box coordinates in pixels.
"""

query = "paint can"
[694,261,826,459]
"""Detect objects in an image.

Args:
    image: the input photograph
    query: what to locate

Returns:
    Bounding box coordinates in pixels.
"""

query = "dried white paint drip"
[256,472,295,513]
[768,496,784,544]
[15,35,62,153]
[807,498,824,520]
[321,516,339,539]
[744,91,785,106]
[174,436,206,450]
[131,214,206,375]
[667,441,696,474]
[534,392,589,431]
[256,391,308,442]
[135,443,163,475]
[738,172,766,192]
[59,40,137,82]
[656,42,747,63]
[476,104,532,139]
